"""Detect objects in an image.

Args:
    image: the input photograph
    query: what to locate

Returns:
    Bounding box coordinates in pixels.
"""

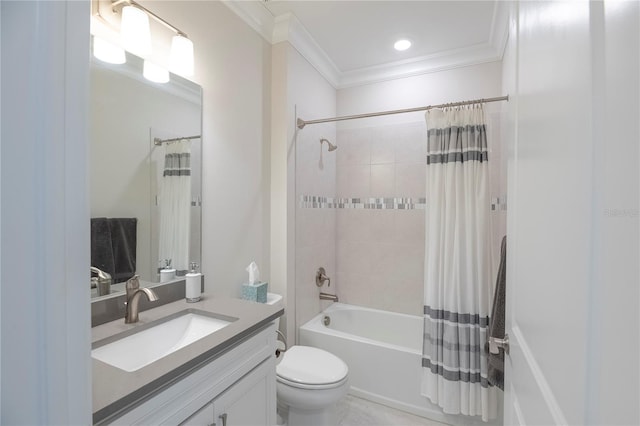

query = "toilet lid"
[276,346,348,385]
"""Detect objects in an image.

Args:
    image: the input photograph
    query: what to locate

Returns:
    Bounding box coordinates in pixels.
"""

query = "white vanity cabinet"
[211,359,275,426]
[108,322,277,426]
[182,359,275,426]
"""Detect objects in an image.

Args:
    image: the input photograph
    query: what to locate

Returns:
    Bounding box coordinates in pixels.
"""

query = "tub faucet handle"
[316,267,331,287]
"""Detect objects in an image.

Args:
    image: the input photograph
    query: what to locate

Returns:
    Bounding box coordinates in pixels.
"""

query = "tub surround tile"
[394,209,426,244]
[395,163,426,199]
[369,210,396,244]
[335,272,372,308]
[342,164,371,198]
[337,128,372,167]
[337,241,372,275]
[370,136,395,165]
[300,195,426,210]
[370,164,396,196]
[395,126,426,164]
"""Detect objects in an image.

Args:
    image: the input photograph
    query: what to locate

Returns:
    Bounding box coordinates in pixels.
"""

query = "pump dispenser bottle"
[185,262,201,302]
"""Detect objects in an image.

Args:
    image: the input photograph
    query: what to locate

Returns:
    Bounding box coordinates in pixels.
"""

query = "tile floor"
[337,395,450,426]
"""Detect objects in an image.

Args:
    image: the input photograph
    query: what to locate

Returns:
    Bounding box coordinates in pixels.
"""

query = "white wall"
[143,1,272,298]
[1,1,92,423]
[337,62,503,128]
[503,1,639,424]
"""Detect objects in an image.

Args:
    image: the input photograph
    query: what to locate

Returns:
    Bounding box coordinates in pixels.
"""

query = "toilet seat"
[276,346,348,389]
[277,373,348,390]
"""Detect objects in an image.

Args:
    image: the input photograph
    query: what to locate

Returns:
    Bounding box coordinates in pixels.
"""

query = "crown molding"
[339,43,503,89]
[221,0,275,43]
[272,13,341,88]
[490,0,510,59]
[223,0,509,89]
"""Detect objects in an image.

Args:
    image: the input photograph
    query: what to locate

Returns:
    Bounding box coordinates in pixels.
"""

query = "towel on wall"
[91,217,116,280]
[487,235,507,390]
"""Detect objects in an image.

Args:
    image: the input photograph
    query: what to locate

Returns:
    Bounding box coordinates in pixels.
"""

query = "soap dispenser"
[160,259,176,283]
[185,262,201,303]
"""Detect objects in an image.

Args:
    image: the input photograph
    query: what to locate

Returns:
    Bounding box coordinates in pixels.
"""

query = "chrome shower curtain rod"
[296,95,509,129]
[154,135,201,146]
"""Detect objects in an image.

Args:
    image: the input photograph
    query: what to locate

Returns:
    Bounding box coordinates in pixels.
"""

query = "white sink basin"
[92,311,235,372]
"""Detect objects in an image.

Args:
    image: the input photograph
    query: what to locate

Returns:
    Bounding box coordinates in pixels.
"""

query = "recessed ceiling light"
[394,39,412,51]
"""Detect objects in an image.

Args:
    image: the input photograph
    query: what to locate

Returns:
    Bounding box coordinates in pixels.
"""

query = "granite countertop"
[92,294,283,423]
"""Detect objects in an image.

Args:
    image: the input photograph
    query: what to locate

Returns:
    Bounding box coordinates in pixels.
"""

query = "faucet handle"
[125,274,140,299]
[315,267,331,287]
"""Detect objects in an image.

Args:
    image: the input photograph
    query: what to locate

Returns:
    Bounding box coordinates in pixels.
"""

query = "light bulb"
[169,34,194,77]
[143,60,169,84]
[93,37,126,64]
[121,5,151,57]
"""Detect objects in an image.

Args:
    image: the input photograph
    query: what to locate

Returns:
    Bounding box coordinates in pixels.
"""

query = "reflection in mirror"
[90,41,202,299]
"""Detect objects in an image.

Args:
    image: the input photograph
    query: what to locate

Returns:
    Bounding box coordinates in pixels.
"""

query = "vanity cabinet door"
[212,359,276,426]
[180,403,214,426]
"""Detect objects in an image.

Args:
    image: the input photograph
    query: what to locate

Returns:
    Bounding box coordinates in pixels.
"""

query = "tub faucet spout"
[320,292,339,302]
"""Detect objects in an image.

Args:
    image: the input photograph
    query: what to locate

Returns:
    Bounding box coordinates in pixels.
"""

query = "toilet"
[266,293,349,426]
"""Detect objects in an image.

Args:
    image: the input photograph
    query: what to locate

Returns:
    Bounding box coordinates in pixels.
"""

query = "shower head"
[320,138,338,152]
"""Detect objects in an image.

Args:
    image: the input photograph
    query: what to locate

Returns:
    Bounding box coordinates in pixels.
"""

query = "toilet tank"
[266,293,283,328]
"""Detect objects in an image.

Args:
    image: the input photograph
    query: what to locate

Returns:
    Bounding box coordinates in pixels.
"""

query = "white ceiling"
[224,1,508,88]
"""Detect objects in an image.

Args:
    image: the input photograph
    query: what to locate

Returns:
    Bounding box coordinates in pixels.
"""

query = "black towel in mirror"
[91,217,116,280]
[108,218,137,283]
[90,217,137,284]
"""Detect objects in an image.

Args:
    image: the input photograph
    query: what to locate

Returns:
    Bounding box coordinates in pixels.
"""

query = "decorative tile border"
[300,194,508,212]
[299,195,426,210]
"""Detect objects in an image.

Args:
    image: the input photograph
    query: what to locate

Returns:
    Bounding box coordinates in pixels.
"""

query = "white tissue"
[246,261,260,284]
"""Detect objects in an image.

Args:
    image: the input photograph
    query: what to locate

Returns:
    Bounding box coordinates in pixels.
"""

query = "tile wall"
[334,122,427,315]
[295,121,337,329]
[296,113,506,319]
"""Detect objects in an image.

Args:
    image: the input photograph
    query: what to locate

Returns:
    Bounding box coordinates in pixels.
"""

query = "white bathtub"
[299,303,492,426]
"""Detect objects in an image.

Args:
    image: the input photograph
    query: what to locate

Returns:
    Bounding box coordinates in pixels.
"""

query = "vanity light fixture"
[143,60,170,84]
[120,4,152,57]
[93,36,126,64]
[109,0,195,78]
[169,34,194,77]
[394,39,412,51]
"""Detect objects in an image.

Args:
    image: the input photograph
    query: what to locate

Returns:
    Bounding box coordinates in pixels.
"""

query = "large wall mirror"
[90,41,202,299]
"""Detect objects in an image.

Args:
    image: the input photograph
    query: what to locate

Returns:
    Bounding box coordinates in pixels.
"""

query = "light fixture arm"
[111,0,189,38]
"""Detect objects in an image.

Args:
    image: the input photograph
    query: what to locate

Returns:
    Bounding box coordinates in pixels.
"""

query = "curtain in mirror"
[158,139,191,273]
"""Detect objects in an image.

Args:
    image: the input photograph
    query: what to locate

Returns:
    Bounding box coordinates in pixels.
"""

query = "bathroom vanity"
[92,297,283,425]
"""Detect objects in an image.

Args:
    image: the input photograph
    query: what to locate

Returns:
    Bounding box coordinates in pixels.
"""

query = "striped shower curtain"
[421,105,497,421]
[158,139,191,273]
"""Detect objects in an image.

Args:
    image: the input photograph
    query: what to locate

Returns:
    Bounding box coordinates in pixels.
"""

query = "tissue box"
[241,281,268,303]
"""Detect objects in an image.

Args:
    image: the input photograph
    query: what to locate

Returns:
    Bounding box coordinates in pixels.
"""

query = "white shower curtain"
[421,105,497,421]
[158,139,191,273]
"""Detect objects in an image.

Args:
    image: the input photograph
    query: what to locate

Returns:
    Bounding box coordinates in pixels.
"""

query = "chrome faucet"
[91,266,112,296]
[320,292,339,302]
[124,275,159,323]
